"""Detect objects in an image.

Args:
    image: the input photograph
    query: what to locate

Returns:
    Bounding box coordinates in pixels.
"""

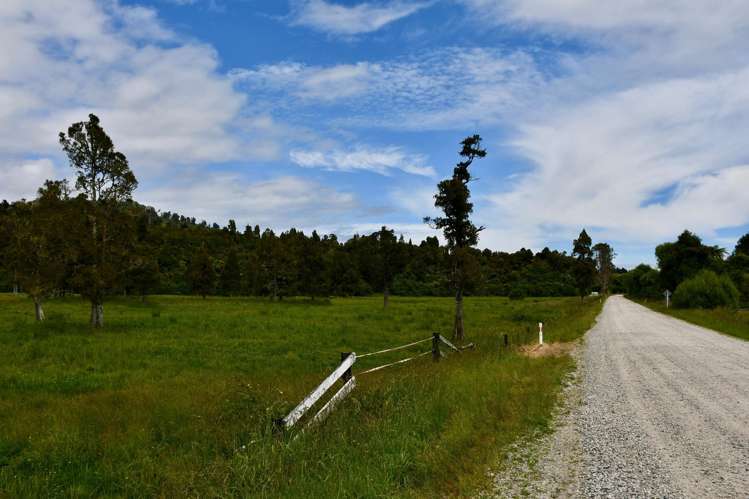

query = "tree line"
[614,230,749,307]
[0,115,615,330]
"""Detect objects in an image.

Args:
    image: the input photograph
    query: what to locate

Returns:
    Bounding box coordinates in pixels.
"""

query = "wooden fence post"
[432,333,440,362]
[503,333,508,348]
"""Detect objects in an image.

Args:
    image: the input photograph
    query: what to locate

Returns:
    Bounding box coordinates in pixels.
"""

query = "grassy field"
[638,299,749,341]
[0,293,601,498]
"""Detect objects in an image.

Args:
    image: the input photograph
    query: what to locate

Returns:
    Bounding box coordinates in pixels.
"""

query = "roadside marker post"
[664,290,671,308]
[538,322,544,345]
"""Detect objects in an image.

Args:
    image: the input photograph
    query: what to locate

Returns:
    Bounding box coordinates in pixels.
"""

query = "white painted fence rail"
[275,332,469,432]
[278,352,356,430]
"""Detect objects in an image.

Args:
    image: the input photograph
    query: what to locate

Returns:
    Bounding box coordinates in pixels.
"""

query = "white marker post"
[664,290,671,309]
[538,322,544,345]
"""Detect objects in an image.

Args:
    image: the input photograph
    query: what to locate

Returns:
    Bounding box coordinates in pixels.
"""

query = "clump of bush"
[672,270,740,309]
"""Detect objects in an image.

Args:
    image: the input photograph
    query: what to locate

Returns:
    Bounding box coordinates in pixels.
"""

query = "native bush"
[672,270,739,309]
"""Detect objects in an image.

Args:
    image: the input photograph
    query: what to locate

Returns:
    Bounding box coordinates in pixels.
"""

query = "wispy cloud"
[288,0,431,35]
[290,146,435,176]
[231,48,546,128]
[451,0,749,259]
[230,62,376,101]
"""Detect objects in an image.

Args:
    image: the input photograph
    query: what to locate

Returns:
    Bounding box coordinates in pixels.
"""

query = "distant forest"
[0,198,598,299]
[0,115,617,330]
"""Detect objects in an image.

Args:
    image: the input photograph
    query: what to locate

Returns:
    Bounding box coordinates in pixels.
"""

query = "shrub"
[672,270,740,309]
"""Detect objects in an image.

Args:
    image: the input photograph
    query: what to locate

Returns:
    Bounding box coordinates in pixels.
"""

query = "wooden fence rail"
[275,332,467,432]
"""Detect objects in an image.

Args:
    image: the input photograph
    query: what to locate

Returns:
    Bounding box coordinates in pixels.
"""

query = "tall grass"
[0,294,600,497]
[639,299,749,341]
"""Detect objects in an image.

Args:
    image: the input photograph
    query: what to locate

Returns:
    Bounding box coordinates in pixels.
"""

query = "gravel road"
[489,295,749,498]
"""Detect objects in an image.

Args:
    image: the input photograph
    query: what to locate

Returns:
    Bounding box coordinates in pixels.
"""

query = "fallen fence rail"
[274,332,468,433]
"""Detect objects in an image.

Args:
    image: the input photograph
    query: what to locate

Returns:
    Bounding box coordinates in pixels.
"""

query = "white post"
[538,322,544,345]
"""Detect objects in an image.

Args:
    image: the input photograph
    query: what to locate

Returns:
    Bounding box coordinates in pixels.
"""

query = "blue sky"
[2,0,749,267]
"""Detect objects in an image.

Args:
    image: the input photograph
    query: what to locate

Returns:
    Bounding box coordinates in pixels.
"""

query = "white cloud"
[289,0,431,35]
[0,159,57,201]
[464,1,749,254]
[0,0,251,179]
[141,175,358,229]
[290,146,435,176]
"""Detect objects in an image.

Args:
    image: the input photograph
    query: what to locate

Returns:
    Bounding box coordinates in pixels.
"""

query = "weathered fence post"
[503,333,508,348]
[432,333,441,362]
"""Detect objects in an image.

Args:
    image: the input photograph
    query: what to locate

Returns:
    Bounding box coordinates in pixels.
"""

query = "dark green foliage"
[672,270,739,309]
[655,230,724,292]
[619,264,661,299]
[734,233,749,256]
[374,226,403,307]
[187,245,215,298]
[3,181,72,319]
[0,201,595,300]
[572,229,596,299]
[592,242,615,294]
[59,114,137,204]
[218,246,241,296]
[727,235,749,305]
[424,135,486,250]
[59,114,139,328]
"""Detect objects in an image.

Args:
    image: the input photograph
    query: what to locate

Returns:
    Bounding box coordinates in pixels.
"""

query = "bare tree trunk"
[453,288,464,341]
[383,284,390,308]
[90,301,104,328]
[34,298,45,321]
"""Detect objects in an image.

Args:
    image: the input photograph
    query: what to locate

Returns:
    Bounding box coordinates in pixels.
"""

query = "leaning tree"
[59,114,138,328]
[425,135,486,341]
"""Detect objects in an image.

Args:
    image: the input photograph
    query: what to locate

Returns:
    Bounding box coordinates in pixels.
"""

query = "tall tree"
[425,135,486,341]
[188,244,215,298]
[592,242,616,295]
[572,229,596,300]
[733,233,749,256]
[59,114,138,328]
[655,230,724,291]
[299,230,327,300]
[375,226,399,308]
[219,246,242,296]
[727,233,749,305]
[7,181,72,320]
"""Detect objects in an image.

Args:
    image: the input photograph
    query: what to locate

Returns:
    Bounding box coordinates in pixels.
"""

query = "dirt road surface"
[489,295,749,498]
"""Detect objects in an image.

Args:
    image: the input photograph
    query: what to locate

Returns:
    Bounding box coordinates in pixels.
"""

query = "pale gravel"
[486,295,749,498]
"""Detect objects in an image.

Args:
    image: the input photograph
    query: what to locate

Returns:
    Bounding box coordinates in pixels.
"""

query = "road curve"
[490,295,749,498]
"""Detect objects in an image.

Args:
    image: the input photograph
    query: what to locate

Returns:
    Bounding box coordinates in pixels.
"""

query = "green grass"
[638,299,749,341]
[0,294,601,497]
